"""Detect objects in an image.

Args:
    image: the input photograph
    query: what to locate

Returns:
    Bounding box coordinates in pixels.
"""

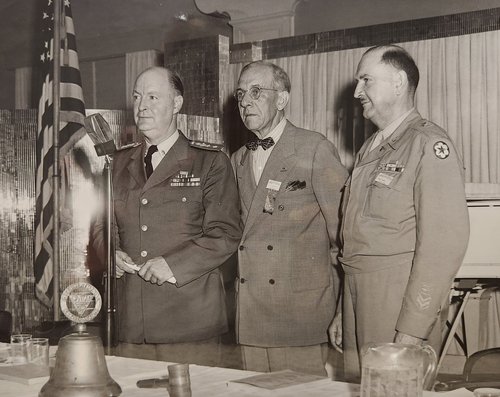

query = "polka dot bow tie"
[245,137,275,151]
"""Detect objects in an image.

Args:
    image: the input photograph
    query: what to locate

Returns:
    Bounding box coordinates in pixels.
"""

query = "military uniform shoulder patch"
[189,140,224,151]
[116,142,142,151]
[433,141,450,159]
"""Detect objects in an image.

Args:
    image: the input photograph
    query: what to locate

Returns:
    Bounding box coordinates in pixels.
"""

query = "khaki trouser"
[241,343,329,376]
[343,263,444,382]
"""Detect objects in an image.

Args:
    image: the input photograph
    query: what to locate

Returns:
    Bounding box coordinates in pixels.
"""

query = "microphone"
[83,113,117,156]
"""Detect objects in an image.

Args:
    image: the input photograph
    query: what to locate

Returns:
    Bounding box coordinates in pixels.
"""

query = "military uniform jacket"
[94,132,242,343]
[340,110,470,339]
[231,121,348,347]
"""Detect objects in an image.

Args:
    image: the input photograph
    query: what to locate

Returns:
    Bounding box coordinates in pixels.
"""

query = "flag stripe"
[35,0,86,307]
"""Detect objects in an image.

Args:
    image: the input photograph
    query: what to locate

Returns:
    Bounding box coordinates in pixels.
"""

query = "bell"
[39,324,121,397]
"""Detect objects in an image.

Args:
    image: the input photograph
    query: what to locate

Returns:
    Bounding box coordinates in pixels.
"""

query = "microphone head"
[83,113,116,156]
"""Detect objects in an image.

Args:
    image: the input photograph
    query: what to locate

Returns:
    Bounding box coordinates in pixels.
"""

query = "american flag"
[34,0,86,306]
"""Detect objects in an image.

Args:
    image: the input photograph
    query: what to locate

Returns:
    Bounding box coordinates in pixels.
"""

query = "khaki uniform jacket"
[340,110,470,339]
[231,121,348,347]
[94,133,242,343]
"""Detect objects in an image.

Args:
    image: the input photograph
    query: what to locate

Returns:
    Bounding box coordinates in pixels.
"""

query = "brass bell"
[39,324,121,397]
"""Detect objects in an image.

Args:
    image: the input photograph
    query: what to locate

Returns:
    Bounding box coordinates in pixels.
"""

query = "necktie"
[144,145,158,179]
[245,137,275,151]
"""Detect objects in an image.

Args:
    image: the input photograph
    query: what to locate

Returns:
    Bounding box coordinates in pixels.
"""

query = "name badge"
[374,172,394,186]
[266,179,282,191]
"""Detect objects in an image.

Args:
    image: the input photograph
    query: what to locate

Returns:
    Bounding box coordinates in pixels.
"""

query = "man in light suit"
[93,66,241,365]
[231,61,348,376]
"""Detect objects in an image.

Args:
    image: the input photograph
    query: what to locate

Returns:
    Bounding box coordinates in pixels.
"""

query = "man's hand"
[328,311,343,353]
[138,256,176,286]
[115,250,138,278]
[394,331,424,345]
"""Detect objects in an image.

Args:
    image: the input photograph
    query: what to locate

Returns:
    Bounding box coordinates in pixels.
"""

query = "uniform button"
[141,225,148,232]
[141,198,148,205]
[267,245,273,250]
[240,278,246,284]
[239,245,244,251]
[278,205,284,211]
[181,197,187,202]
[269,279,275,285]
[141,250,147,257]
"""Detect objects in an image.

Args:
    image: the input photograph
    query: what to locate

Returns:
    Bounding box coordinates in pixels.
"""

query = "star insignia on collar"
[433,141,450,159]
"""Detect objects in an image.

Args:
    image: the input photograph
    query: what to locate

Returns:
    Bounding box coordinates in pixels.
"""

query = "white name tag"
[374,172,394,186]
[266,179,282,191]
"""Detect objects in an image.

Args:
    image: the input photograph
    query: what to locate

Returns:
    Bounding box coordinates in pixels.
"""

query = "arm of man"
[161,152,242,286]
[90,196,137,279]
[312,137,349,347]
[396,134,470,341]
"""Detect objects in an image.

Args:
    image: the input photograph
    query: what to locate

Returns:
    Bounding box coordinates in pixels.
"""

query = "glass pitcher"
[360,343,437,397]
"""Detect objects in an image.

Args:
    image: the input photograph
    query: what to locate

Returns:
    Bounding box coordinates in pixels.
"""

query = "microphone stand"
[103,153,117,354]
[92,138,118,354]
[84,113,118,353]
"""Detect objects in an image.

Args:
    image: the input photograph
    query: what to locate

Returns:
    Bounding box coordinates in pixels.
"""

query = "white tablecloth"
[0,355,475,397]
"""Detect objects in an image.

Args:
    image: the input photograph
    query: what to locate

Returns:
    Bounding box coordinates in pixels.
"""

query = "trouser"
[342,263,445,382]
[116,336,222,367]
[241,343,329,376]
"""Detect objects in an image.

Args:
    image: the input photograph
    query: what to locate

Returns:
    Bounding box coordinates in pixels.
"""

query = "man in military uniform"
[329,45,470,381]
[93,66,241,365]
[232,61,348,376]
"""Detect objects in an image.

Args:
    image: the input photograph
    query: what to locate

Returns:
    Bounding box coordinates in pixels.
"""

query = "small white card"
[374,172,394,186]
[266,179,282,191]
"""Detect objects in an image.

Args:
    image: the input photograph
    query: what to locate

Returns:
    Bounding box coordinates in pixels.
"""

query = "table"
[0,355,475,397]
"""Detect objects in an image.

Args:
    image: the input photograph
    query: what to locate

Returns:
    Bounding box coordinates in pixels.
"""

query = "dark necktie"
[144,145,158,179]
[245,137,275,151]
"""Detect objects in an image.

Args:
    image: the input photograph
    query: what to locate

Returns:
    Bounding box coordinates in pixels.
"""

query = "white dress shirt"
[252,117,286,184]
[145,130,179,171]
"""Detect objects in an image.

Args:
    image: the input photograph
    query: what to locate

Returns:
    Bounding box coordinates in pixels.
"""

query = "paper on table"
[424,388,474,397]
[230,369,326,390]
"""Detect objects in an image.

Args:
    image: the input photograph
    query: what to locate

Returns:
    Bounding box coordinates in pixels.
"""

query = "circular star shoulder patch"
[433,141,450,159]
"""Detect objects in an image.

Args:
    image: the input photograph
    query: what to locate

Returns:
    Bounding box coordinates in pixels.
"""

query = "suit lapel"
[237,149,257,214]
[243,123,297,236]
[126,145,147,188]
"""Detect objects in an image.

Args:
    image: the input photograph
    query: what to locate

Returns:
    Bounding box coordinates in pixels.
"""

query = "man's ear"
[276,91,289,111]
[394,70,408,96]
[173,95,183,114]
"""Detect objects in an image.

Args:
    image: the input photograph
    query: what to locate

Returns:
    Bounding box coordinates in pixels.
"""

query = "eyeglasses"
[233,86,279,102]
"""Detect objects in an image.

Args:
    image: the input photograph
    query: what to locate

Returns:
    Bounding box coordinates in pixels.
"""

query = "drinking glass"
[10,334,32,364]
[30,338,49,367]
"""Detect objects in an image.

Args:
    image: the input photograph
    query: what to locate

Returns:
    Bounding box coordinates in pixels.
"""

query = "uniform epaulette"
[116,142,142,151]
[189,140,224,151]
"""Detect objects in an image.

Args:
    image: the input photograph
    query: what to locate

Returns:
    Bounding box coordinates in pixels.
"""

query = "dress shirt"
[145,130,179,170]
[252,117,286,184]
[370,108,415,151]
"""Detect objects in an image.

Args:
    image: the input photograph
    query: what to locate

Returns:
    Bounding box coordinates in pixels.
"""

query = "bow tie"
[245,137,275,151]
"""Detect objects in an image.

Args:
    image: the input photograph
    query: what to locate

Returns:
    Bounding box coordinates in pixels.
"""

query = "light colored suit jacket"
[93,133,242,343]
[231,121,348,347]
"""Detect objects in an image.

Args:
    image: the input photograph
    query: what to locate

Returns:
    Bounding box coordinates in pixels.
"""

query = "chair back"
[0,310,12,343]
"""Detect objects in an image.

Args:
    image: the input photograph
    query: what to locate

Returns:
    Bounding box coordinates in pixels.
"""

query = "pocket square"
[285,180,306,191]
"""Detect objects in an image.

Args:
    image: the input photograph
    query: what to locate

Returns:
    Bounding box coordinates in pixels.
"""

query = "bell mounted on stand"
[39,282,122,397]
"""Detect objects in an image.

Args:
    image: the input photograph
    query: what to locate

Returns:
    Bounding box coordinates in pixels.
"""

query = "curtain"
[125,50,163,110]
[229,30,500,182]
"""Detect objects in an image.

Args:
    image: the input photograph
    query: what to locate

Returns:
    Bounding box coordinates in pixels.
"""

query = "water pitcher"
[360,343,437,397]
